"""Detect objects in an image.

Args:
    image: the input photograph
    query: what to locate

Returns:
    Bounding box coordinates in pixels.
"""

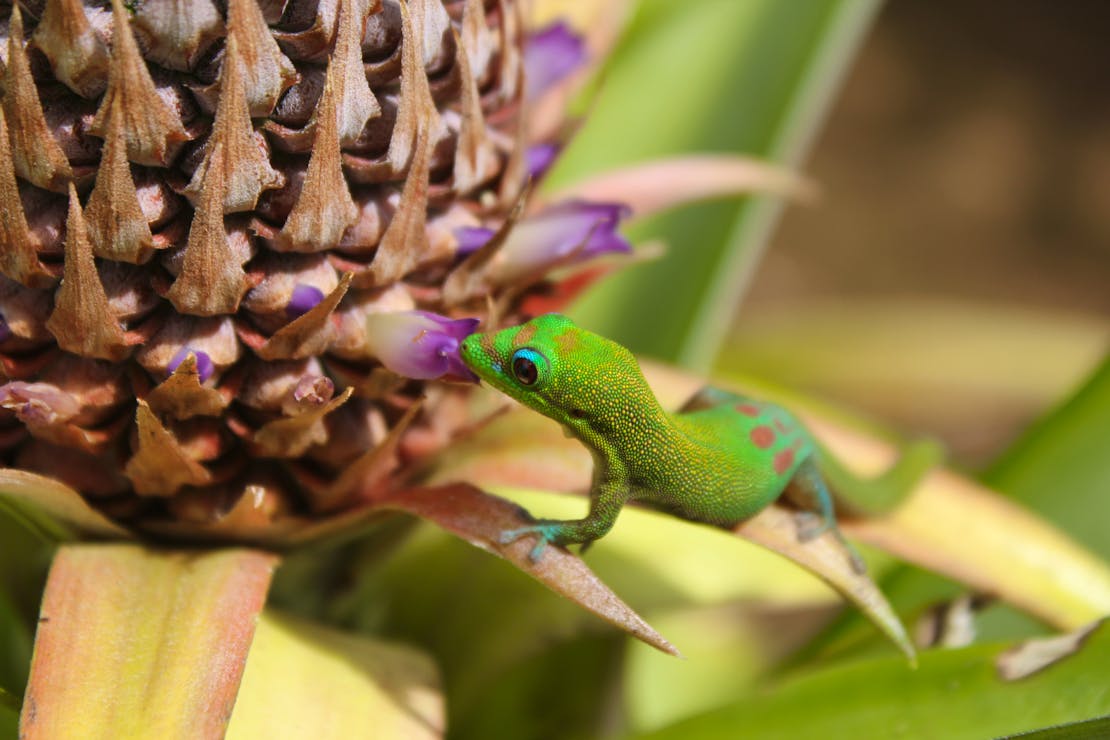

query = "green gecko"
[459,313,941,570]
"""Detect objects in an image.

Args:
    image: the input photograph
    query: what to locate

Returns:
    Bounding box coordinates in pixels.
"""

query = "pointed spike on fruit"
[253,386,354,458]
[276,80,358,252]
[256,272,352,360]
[225,0,298,116]
[46,183,133,361]
[130,0,225,73]
[145,353,230,420]
[167,142,250,315]
[184,34,283,213]
[124,399,214,495]
[360,125,432,287]
[0,107,57,289]
[451,25,498,194]
[32,0,111,99]
[328,0,381,145]
[85,97,156,263]
[91,0,190,166]
[3,2,74,192]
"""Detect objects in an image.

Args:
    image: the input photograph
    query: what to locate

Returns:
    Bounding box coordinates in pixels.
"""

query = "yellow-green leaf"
[227,611,443,739]
[21,544,276,739]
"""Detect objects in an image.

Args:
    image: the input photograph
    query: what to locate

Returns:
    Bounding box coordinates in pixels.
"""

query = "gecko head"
[460,313,650,433]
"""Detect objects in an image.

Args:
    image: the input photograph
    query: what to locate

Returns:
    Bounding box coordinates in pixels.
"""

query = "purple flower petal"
[524,21,587,100]
[0,382,81,425]
[168,348,215,384]
[526,143,561,180]
[454,226,497,257]
[286,284,326,318]
[365,310,481,382]
[493,200,632,284]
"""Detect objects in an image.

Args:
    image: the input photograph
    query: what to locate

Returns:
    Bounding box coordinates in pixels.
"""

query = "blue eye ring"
[511,348,544,386]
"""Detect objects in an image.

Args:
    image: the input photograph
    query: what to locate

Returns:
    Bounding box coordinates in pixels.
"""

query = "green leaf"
[1001,715,1110,740]
[21,545,277,738]
[557,0,880,368]
[631,621,1110,740]
[0,587,30,697]
[0,469,130,541]
[987,355,1110,559]
[227,611,443,739]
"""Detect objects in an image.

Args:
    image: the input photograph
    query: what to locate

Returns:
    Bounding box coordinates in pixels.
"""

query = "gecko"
[459,313,941,570]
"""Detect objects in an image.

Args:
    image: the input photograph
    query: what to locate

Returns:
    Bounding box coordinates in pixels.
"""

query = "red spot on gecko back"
[736,403,761,417]
[749,425,776,449]
[773,448,796,475]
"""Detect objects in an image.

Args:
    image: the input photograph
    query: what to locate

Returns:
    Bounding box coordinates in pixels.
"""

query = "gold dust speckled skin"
[458,313,937,569]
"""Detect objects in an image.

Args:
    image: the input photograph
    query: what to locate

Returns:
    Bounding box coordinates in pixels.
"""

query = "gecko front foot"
[499,523,562,563]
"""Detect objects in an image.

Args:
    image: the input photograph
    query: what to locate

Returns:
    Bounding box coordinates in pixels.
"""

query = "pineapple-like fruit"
[0,0,554,541]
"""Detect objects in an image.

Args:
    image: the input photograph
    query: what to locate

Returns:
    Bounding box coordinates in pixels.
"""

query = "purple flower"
[168,348,215,384]
[494,200,632,284]
[526,143,561,181]
[524,21,587,100]
[286,284,326,318]
[454,226,497,257]
[364,311,480,382]
[0,382,80,425]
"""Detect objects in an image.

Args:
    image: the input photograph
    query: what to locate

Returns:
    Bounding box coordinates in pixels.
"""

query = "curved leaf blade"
[631,622,1110,740]
[379,484,680,656]
[0,469,130,540]
[21,545,277,739]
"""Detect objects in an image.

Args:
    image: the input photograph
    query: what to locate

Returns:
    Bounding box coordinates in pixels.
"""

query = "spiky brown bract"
[0,0,547,541]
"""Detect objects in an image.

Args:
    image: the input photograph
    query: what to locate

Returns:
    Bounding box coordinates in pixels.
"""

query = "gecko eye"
[510,348,543,386]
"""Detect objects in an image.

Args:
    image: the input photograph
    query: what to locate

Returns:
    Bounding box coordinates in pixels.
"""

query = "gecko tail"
[817,437,945,516]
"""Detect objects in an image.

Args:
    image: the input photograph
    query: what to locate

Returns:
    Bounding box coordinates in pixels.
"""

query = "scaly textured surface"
[460,314,897,554]
[0,0,565,541]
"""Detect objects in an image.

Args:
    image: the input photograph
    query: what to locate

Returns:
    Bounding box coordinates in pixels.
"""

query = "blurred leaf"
[0,469,130,540]
[0,588,30,697]
[227,611,443,739]
[717,301,1109,444]
[0,688,16,740]
[377,484,679,656]
[987,355,1110,559]
[631,622,1110,740]
[622,602,832,732]
[548,155,816,218]
[21,545,276,738]
[450,633,624,740]
[556,0,880,368]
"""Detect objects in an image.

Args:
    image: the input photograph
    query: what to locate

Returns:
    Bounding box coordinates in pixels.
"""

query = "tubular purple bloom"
[286,284,326,318]
[168,348,215,384]
[524,20,588,100]
[526,143,561,180]
[365,311,481,382]
[493,200,632,284]
[455,226,497,257]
